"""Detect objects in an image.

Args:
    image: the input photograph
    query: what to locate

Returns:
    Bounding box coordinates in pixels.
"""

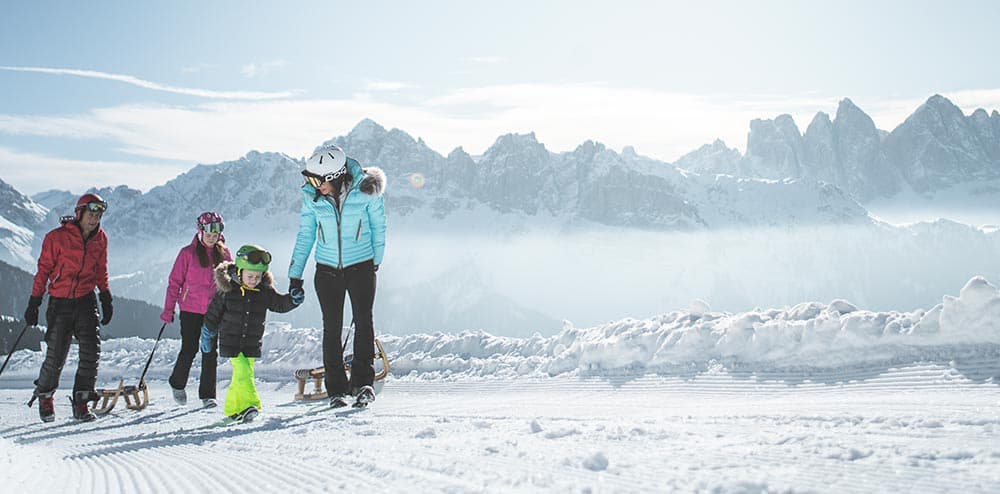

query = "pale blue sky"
[2,0,999,194]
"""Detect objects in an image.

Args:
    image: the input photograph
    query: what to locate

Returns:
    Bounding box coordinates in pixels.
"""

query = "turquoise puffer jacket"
[289,158,386,279]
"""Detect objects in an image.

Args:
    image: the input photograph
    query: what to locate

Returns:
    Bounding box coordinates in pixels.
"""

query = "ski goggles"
[199,221,224,234]
[238,249,272,265]
[304,175,324,188]
[303,167,348,188]
[81,201,108,213]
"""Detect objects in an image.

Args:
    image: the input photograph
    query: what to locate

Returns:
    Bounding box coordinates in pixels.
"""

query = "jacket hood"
[213,260,274,293]
[359,166,386,196]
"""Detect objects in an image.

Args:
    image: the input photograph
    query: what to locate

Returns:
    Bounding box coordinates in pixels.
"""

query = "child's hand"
[200,325,218,353]
[289,278,305,305]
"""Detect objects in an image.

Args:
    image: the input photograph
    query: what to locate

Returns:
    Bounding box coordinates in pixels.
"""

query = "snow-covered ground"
[2,277,1000,493]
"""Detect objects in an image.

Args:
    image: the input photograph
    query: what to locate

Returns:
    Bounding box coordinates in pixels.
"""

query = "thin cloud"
[365,80,413,91]
[180,63,219,74]
[0,65,298,100]
[0,146,187,195]
[0,85,998,178]
[241,60,288,78]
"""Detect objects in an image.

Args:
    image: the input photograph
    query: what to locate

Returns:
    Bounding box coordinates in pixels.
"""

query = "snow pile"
[383,276,1000,379]
[1,277,998,383]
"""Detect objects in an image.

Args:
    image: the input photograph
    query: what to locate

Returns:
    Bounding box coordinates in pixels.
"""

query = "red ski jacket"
[31,220,110,299]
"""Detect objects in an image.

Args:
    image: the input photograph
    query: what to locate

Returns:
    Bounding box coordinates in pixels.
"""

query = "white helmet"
[305,145,347,178]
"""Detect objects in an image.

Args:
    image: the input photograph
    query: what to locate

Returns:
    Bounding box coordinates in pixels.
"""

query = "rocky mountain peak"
[0,178,47,228]
[447,146,471,160]
[807,111,833,132]
[673,139,741,176]
[571,140,608,162]
[348,118,387,142]
[743,114,804,179]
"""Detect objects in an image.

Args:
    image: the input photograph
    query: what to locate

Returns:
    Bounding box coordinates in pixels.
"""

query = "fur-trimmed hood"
[213,260,275,293]
[359,166,386,196]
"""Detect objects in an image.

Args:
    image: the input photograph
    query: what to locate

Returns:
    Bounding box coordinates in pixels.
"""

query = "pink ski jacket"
[161,235,232,320]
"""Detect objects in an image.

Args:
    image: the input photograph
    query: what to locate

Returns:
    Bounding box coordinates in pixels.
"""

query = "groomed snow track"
[2,360,999,493]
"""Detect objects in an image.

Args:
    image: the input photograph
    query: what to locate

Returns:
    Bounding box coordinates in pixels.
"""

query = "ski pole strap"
[0,323,32,379]
[137,323,167,386]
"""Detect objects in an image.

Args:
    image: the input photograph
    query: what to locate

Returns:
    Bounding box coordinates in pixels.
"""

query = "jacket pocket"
[317,222,326,244]
[181,286,189,302]
[355,219,363,241]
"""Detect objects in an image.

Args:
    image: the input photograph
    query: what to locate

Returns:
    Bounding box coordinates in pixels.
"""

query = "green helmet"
[235,244,271,272]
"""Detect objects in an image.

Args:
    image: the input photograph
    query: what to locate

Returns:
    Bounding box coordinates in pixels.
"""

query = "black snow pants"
[314,260,377,397]
[168,310,217,399]
[33,293,101,397]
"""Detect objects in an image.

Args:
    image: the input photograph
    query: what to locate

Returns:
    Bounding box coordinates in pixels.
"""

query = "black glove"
[373,264,379,272]
[24,295,42,326]
[99,291,113,325]
[289,278,305,305]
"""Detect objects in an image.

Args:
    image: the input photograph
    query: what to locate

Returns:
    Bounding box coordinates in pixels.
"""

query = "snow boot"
[70,391,97,422]
[31,393,55,423]
[202,398,218,409]
[329,395,349,409]
[353,386,375,408]
[231,405,258,423]
[172,387,187,406]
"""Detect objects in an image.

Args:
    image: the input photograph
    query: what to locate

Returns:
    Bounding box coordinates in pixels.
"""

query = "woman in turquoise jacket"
[288,144,386,408]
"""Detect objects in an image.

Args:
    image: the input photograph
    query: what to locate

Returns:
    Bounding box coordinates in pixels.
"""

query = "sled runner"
[89,322,166,415]
[294,338,390,401]
[90,379,150,415]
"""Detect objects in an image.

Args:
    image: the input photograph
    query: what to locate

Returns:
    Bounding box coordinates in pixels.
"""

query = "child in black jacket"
[201,244,303,421]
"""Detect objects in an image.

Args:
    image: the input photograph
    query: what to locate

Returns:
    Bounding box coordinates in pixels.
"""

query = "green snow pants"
[224,353,261,417]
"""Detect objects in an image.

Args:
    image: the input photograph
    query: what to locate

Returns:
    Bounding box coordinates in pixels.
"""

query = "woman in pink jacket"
[161,212,232,407]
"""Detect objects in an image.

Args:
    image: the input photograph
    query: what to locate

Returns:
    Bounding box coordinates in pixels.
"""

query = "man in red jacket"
[24,193,114,422]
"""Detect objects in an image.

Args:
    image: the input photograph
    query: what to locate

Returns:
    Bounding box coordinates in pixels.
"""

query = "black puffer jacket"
[204,261,298,358]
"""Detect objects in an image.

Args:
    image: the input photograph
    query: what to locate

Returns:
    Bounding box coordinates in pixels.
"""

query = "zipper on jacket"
[336,213,343,268]
[335,187,353,269]
[317,222,326,244]
[355,219,363,241]
[70,230,88,298]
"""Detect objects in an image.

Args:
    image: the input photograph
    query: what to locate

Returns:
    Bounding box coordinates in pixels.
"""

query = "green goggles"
[239,249,271,265]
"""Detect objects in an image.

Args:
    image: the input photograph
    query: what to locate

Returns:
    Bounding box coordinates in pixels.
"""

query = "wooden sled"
[294,339,390,400]
[88,322,165,415]
[89,379,150,416]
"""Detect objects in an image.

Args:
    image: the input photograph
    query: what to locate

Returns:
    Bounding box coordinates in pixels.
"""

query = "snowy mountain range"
[0,94,997,337]
[677,94,1000,202]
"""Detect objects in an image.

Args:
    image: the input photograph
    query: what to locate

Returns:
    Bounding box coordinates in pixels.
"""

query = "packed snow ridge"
[3,277,998,383]
[383,276,1000,379]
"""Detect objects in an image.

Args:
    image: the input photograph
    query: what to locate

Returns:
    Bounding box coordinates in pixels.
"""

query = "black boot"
[70,391,97,422]
[353,386,375,408]
[30,392,55,423]
[329,395,349,408]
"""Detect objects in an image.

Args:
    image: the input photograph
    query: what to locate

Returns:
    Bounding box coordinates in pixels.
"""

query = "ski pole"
[0,323,32,379]
[136,323,167,387]
[342,320,355,350]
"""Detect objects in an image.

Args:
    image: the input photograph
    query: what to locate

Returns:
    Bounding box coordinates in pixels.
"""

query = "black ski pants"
[314,260,377,396]
[168,310,217,399]
[34,293,101,397]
